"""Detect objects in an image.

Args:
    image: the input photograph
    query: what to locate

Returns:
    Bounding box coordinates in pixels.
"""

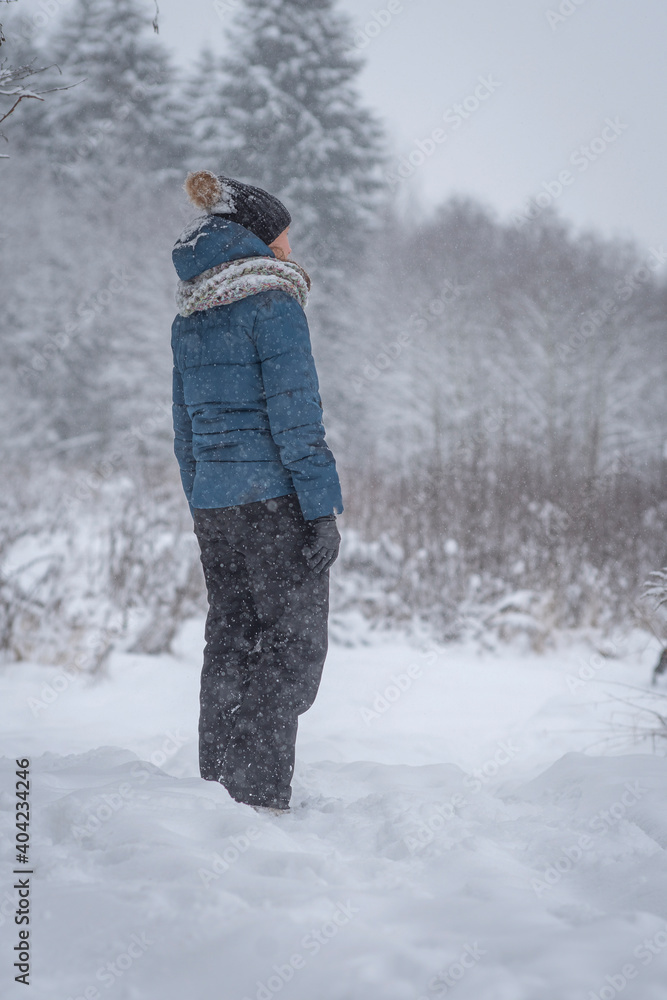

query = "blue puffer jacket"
[171,215,344,521]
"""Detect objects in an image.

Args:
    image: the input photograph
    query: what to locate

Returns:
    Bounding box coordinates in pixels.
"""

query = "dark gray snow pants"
[192,493,329,810]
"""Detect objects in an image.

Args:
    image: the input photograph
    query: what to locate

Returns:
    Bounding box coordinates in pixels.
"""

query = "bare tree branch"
[0,61,84,145]
[0,0,20,50]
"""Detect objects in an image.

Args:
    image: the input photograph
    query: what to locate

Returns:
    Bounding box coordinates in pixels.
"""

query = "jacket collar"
[172,216,275,282]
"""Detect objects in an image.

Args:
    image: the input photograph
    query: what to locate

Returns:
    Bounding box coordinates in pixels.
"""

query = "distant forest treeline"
[1,0,665,662]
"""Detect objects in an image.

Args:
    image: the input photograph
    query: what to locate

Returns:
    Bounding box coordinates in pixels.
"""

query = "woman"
[171,170,343,815]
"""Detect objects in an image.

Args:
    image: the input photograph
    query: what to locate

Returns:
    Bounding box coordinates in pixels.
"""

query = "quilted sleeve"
[252,291,344,521]
[172,363,196,517]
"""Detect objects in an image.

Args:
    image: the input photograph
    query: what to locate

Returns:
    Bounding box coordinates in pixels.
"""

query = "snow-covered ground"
[2,611,667,1000]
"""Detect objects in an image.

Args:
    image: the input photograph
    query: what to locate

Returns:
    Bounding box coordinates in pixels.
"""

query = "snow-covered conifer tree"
[19,0,185,180]
[182,0,386,442]
[187,0,385,278]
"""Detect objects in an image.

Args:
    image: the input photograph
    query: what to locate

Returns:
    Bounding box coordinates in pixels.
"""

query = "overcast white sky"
[14,0,667,252]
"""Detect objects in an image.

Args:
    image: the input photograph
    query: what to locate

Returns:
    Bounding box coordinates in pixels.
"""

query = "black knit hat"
[184,170,291,247]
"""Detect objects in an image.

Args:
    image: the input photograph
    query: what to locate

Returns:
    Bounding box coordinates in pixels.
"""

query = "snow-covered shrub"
[338,446,667,648]
[0,458,205,670]
[643,567,667,612]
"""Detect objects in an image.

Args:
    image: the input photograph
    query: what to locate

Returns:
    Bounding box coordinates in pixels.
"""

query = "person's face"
[269,227,291,260]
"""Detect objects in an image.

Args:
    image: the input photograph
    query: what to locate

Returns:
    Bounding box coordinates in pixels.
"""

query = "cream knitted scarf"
[176,256,311,318]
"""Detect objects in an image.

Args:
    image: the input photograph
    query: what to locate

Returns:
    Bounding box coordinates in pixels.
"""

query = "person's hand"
[303,515,341,573]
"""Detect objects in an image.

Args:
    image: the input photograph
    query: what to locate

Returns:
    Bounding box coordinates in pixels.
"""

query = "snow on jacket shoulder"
[171,216,344,521]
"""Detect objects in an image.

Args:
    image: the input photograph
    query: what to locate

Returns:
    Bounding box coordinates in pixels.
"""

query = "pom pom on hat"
[183,170,235,215]
[182,169,291,247]
[184,170,233,211]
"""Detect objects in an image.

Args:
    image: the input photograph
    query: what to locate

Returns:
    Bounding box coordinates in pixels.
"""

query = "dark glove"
[302,514,341,574]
